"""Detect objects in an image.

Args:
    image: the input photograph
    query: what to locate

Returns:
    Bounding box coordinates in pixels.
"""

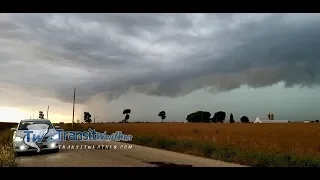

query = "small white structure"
[304,121,310,123]
[253,117,268,123]
[254,117,289,123]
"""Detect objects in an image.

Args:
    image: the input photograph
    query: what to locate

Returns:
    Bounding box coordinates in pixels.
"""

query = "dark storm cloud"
[1,13,320,104]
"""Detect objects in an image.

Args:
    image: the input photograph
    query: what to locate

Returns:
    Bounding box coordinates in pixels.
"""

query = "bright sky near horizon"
[0,107,75,123]
[1,13,320,123]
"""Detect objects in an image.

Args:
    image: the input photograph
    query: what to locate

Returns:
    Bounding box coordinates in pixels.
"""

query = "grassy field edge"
[0,130,18,167]
[129,135,320,167]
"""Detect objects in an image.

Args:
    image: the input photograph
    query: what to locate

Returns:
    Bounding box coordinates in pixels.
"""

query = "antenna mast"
[47,105,49,119]
[72,88,76,130]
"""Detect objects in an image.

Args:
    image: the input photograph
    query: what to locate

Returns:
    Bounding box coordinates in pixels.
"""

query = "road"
[16,141,247,167]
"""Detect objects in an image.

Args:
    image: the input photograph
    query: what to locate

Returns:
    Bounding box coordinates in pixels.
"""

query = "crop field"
[60,122,320,167]
[1,122,320,167]
[0,123,17,167]
[69,123,320,156]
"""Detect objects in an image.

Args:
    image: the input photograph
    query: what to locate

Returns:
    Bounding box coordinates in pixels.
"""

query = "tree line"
[39,109,319,124]
[81,109,251,123]
[186,111,249,123]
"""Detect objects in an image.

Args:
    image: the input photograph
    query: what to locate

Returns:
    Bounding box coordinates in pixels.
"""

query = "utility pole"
[47,105,49,119]
[72,88,76,130]
[94,116,98,123]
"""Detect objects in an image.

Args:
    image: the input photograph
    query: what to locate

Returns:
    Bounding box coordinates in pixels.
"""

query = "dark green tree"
[84,112,92,123]
[230,113,235,123]
[212,111,226,123]
[240,116,250,123]
[186,111,211,123]
[212,113,218,123]
[39,111,44,119]
[158,111,167,123]
[123,109,131,123]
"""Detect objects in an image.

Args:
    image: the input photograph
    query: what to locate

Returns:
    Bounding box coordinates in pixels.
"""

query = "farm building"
[304,120,310,123]
[254,117,289,123]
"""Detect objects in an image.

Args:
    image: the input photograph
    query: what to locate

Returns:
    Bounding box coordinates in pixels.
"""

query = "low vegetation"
[60,123,320,167]
[0,123,18,167]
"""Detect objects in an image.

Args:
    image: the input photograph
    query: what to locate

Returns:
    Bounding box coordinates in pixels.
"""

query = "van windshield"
[18,121,53,130]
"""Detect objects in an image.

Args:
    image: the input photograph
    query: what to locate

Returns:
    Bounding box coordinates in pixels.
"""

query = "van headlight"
[14,136,23,142]
[52,134,59,140]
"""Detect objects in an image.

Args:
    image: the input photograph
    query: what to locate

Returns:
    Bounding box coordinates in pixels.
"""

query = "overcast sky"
[1,13,320,122]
